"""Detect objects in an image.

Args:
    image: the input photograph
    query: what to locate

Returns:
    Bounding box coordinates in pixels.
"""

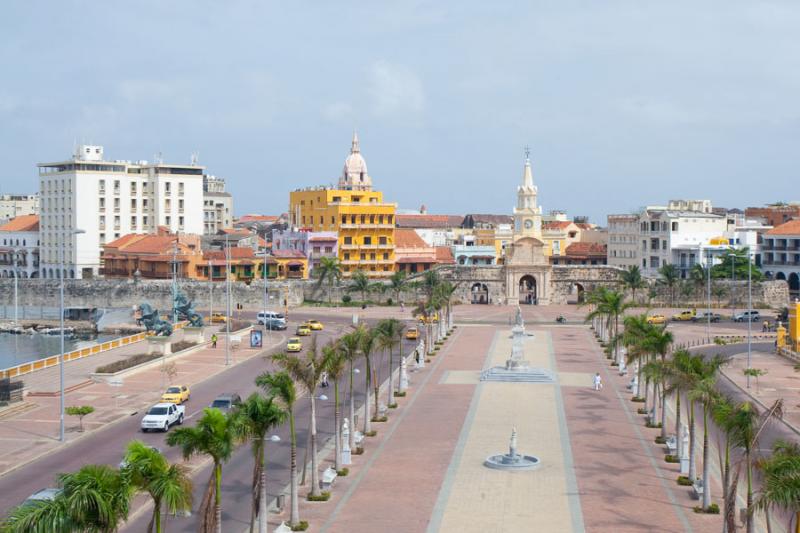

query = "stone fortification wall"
[644,279,789,309]
[0,279,305,311]
[548,265,625,304]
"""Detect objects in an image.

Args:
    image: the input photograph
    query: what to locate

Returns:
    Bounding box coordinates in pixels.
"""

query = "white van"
[257,311,287,330]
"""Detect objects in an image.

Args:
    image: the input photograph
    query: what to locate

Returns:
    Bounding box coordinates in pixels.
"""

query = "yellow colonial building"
[289,133,396,277]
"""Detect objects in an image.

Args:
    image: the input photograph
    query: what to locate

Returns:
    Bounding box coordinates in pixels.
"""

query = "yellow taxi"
[305,320,324,331]
[286,337,303,352]
[405,327,419,340]
[209,312,228,324]
[416,312,439,323]
[646,314,667,325]
[671,310,696,321]
[161,385,191,404]
[296,324,312,336]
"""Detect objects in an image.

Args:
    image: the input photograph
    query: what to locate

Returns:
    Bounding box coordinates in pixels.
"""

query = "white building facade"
[38,145,204,279]
[0,216,40,279]
[203,175,233,235]
[0,194,39,222]
[607,214,640,269]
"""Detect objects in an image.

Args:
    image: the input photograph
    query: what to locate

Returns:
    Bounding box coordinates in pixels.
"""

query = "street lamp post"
[225,234,231,366]
[706,249,711,339]
[13,252,18,324]
[746,248,752,388]
[259,434,281,533]
[60,228,85,442]
[263,240,269,340]
[171,239,178,324]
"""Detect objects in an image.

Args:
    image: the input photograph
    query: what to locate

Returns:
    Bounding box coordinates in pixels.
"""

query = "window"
[662,240,667,250]
[165,182,171,194]
[114,198,120,211]
[671,221,678,231]
[143,198,149,209]
[99,180,106,193]
[363,236,372,245]
[344,253,350,260]
[99,197,106,211]
[99,215,106,229]
[324,246,333,253]
[143,215,149,226]
[131,199,137,210]
[650,238,659,250]
[178,199,184,212]
[165,199,171,212]
[165,216,171,225]
[178,216,184,228]
[113,180,120,194]
[344,236,352,245]
[360,253,365,260]
[383,253,389,260]
[114,216,120,229]
[131,216,137,228]
[379,236,387,245]
[178,182,184,195]
[130,182,137,194]
[100,233,105,244]
[313,246,321,253]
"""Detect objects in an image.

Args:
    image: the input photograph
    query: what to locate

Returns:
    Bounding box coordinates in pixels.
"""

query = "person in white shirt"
[593,372,603,391]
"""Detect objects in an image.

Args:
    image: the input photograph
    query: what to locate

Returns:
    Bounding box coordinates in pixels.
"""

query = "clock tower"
[513,148,542,241]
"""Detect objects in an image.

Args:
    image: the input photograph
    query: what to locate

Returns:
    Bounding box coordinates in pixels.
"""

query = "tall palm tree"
[647,326,674,438]
[123,440,193,533]
[322,341,347,471]
[688,263,707,300]
[658,263,680,306]
[641,359,668,431]
[621,314,654,401]
[605,290,634,365]
[256,371,300,527]
[271,338,327,499]
[755,440,800,533]
[315,257,341,304]
[619,265,646,303]
[166,407,235,533]
[360,326,380,431]
[229,393,287,533]
[347,269,371,303]
[2,493,74,533]
[337,329,362,450]
[388,270,408,304]
[667,349,696,466]
[711,395,738,532]
[377,318,405,408]
[582,287,611,342]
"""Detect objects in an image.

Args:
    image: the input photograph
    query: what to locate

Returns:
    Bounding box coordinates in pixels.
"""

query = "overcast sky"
[2,1,799,223]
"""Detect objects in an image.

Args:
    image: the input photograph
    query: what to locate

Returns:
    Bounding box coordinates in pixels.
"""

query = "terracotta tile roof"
[122,236,180,254]
[435,246,455,264]
[565,242,607,257]
[308,235,337,242]
[396,214,462,229]
[220,228,252,236]
[238,214,279,223]
[766,219,800,235]
[463,214,513,227]
[204,247,256,260]
[575,223,594,229]
[104,234,146,249]
[271,249,306,259]
[395,229,428,249]
[0,215,39,232]
[542,221,573,230]
[396,256,437,264]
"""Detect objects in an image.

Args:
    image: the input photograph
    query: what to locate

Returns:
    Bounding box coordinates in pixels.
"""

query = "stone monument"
[484,427,540,471]
[480,307,555,383]
[341,418,352,466]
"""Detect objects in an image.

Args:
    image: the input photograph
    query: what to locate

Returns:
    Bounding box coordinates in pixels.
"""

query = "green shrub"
[677,476,693,486]
[342,295,352,304]
[291,521,310,531]
[306,491,330,502]
[171,340,197,353]
[337,468,349,476]
[65,405,94,432]
[611,362,619,367]
[645,422,662,429]
[365,430,377,437]
[353,447,364,455]
[655,436,666,444]
[664,454,679,463]
[386,298,393,306]
[95,353,159,374]
[637,408,648,415]
[631,396,645,403]
[371,416,388,423]
[388,403,398,409]
[693,503,719,514]
[714,337,727,345]
[394,391,407,397]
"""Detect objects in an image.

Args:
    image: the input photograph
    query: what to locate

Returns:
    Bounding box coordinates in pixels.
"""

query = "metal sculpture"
[173,290,204,327]
[137,303,173,336]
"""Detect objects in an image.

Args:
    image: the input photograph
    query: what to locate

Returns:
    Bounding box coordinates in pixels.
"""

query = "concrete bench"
[665,435,677,454]
[353,430,365,446]
[321,466,338,490]
[692,479,704,500]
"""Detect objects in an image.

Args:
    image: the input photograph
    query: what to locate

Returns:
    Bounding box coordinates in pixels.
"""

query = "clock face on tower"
[524,219,533,229]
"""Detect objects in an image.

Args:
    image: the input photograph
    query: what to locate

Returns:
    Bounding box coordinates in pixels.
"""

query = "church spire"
[521,145,534,189]
[351,130,360,154]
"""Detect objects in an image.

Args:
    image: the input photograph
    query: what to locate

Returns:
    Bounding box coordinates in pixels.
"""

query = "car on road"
[141,403,185,432]
[405,327,419,340]
[210,312,229,324]
[733,310,761,322]
[646,314,666,325]
[287,337,302,352]
[305,319,324,331]
[296,324,312,336]
[161,385,191,404]
[210,393,241,413]
[671,310,696,321]
[417,312,439,323]
[257,311,287,330]
[691,312,722,323]
[23,488,61,505]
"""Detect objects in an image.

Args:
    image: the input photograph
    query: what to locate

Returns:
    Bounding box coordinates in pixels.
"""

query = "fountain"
[480,307,555,383]
[484,427,540,471]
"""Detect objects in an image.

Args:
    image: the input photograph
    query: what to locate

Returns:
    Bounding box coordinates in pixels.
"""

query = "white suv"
[257,311,287,330]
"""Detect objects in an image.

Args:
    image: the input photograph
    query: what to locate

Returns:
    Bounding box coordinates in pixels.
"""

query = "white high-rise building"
[0,194,39,222]
[37,145,204,279]
[203,174,233,235]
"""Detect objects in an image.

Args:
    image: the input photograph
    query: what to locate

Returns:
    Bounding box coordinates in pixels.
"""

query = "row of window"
[342,252,391,261]
[342,236,390,245]
[97,180,185,195]
[1,238,38,247]
[98,215,184,231]
[299,214,394,226]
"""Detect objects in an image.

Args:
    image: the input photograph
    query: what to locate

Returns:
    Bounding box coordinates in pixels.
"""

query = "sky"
[1,1,799,224]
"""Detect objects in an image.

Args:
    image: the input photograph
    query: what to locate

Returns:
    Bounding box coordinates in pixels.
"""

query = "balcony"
[340,244,358,250]
[339,223,394,229]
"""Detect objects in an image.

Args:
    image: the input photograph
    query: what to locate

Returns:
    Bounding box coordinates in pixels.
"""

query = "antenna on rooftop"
[190,151,199,166]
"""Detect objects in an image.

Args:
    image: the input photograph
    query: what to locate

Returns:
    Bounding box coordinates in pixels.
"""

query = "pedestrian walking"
[593,372,603,391]
[211,333,218,349]
[320,371,329,388]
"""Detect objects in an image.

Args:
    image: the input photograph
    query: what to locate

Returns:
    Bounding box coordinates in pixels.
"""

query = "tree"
[337,330,362,451]
[743,368,767,394]
[2,493,74,533]
[65,405,94,432]
[229,393,287,533]
[122,440,193,533]
[711,283,728,308]
[59,464,133,533]
[586,289,632,365]
[256,371,301,527]
[754,440,800,533]
[360,327,380,429]
[166,407,235,533]
[621,314,655,402]
[271,338,327,500]
[347,269,371,303]
[665,349,694,461]
[315,257,341,304]
[711,395,738,531]
[658,263,680,306]
[388,271,408,304]
[376,318,404,408]
[689,264,707,299]
[619,265,646,303]
[712,247,764,282]
[322,341,347,472]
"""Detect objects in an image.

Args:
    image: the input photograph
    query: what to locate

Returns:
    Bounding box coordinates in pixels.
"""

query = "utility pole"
[208,257,213,323]
[263,239,269,340]
[731,249,736,318]
[706,248,711,339]
[13,251,18,324]
[172,239,178,324]
[225,234,231,366]
[59,236,65,442]
[746,248,752,389]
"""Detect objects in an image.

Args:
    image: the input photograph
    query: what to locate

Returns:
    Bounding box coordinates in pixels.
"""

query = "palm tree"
[315,257,341,304]
[689,263,707,300]
[667,349,696,467]
[648,326,674,438]
[271,338,327,499]
[360,326,380,430]
[711,283,728,308]
[711,395,738,531]
[621,314,654,401]
[337,330,362,451]
[256,371,300,527]
[2,493,74,533]
[123,440,193,533]
[582,287,610,342]
[388,271,408,304]
[658,263,680,306]
[376,318,404,408]
[229,393,287,533]
[347,269,371,304]
[322,341,347,472]
[166,407,235,533]
[620,265,646,303]
[755,440,800,533]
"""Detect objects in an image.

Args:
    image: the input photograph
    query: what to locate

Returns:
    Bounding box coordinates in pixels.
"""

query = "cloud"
[322,101,353,121]
[367,60,425,118]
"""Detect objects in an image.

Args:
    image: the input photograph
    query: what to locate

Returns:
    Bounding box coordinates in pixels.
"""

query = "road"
[0,311,420,533]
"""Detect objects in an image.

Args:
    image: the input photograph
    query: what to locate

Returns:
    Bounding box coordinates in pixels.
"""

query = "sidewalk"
[0,327,273,478]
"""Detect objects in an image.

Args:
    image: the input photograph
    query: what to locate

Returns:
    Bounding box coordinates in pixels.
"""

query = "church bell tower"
[513,147,542,241]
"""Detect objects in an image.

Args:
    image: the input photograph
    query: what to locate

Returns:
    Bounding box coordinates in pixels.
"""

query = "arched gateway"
[519,275,537,305]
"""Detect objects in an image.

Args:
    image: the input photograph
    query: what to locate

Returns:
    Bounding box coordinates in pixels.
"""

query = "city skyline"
[2,2,800,223]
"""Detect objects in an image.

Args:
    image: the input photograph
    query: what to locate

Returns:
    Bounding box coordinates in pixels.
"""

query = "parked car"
[405,327,419,340]
[646,314,666,325]
[287,337,303,352]
[209,393,241,413]
[305,319,324,331]
[691,312,721,323]
[161,385,191,404]
[671,310,696,321]
[210,312,229,324]
[296,324,312,336]
[733,310,761,322]
[257,311,287,330]
[141,403,185,432]
[23,488,62,505]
